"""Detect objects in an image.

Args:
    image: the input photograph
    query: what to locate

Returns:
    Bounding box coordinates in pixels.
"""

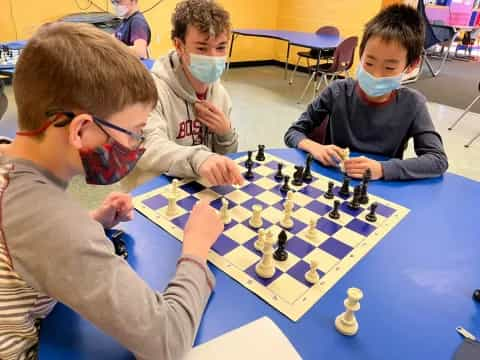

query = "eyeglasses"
[46,110,145,150]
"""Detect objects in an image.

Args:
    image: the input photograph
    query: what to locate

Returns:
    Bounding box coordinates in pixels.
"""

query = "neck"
[6,137,77,183]
[181,61,209,94]
[126,6,138,18]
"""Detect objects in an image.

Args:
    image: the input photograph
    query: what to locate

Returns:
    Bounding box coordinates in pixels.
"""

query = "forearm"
[381,153,448,180]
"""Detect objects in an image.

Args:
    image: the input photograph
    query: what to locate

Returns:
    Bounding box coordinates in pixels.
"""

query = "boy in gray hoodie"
[122,0,242,191]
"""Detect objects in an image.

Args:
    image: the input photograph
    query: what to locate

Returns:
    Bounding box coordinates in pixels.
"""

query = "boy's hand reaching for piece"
[199,154,244,186]
[182,200,224,261]
[90,192,134,229]
[299,139,345,167]
[344,156,384,180]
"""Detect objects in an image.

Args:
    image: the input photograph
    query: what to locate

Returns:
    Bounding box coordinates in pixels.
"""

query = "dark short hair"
[359,4,425,67]
[171,0,231,42]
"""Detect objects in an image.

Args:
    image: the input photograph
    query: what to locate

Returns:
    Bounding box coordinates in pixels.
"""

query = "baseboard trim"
[228,59,311,74]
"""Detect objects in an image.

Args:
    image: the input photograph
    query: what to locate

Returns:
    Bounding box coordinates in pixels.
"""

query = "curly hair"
[171,0,231,41]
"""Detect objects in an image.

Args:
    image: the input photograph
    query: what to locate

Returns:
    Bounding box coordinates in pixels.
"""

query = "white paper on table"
[184,316,302,360]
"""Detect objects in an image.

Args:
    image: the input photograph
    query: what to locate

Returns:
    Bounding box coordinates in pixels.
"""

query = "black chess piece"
[366,202,378,223]
[473,289,480,302]
[245,150,254,167]
[329,200,341,219]
[359,182,369,205]
[244,162,254,180]
[292,166,304,186]
[324,181,335,199]
[302,154,313,183]
[255,145,266,161]
[274,163,284,181]
[280,175,291,193]
[363,168,372,183]
[339,176,351,197]
[273,230,288,261]
[348,185,361,210]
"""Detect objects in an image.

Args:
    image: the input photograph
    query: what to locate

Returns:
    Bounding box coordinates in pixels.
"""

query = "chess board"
[133,152,409,321]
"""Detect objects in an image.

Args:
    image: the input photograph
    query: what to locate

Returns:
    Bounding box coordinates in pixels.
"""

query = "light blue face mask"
[357,64,403,98]
[188,53,226,84]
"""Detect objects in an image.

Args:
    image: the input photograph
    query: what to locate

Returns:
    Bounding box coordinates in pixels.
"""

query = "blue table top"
[233,29,342,49]
[38,149,480,360]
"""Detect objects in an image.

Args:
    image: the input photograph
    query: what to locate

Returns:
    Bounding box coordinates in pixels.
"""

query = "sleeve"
[129,17,150,44]
[284,84,334,148]
[381,101,448,180]
[212,90,239,155]
[8,194,215,360]
[137,96,214,179]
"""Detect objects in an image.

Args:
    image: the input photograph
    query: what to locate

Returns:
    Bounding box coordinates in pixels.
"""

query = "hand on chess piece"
[298,139,345,167]
[183,200,224,261]
[194,100,232,136]
[199,154,244,186]
[343,156,383,180]
[90,192,134,229]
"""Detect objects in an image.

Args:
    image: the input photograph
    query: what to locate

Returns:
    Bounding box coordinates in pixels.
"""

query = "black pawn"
[473,289,480,302]
[274,163,284,181]
[324,181,334,199]
[329,200,341,219]
[280,175,291,193]
[255,145,266,161]
[244,162,254,180]
[366,202,378,222]
[339,176,351,197]
[245,150,254,167]
[359,182,369,205]
[348,185,361,210]
[273,230,288,261]
[292,166,304,186]
[303,154,313,183]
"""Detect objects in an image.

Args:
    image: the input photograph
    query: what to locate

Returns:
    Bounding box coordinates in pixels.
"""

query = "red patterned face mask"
[79,139,145,185]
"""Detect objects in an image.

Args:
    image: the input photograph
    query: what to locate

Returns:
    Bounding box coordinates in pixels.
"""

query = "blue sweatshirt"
[284,79,448,180]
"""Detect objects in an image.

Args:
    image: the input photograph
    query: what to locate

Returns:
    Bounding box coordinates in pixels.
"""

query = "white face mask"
[114,4,129,18]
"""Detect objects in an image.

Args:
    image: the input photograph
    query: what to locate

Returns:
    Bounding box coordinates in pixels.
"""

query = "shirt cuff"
[380,160,396,181]
[214,128,236,143]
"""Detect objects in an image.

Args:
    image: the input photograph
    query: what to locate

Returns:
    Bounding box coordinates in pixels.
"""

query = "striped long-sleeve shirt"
[0,156,215,359]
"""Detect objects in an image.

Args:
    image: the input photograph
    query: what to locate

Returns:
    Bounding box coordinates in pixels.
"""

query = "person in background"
[112,0,151,59]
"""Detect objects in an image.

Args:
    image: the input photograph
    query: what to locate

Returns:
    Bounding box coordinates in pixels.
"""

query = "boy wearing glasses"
[122,0,243,191]
[0,23,223,359]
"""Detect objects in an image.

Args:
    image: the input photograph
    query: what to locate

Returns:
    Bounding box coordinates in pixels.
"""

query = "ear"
[68,114,94,150]
[173,38,183,54]
[405,57,421,74]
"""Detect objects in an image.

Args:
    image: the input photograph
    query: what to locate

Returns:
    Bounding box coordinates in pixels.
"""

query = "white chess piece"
[255,230,276,278]
[335,287,363,336]
[166,195,178,217]
[170,179,179,197]
[286,190,294,202]
[306,218,318,240]
[280,200,294,229]
[305,260,320,284]
[254,228,266,251]
[249,204,263,228]
[339,147,350,173]
[220,198,231,224]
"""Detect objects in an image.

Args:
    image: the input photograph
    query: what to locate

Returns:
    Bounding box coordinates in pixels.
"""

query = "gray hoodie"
[122,51,238,191]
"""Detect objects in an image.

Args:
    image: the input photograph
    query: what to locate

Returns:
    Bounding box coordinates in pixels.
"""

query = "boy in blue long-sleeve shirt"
[284,5,448,181]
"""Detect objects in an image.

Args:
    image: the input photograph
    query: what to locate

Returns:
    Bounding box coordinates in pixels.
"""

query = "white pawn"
[305,260,320,284]
[249,204,263,229]
[335,287,363,336]
[170,179,179,197]
[280,199,294,229]
[286,190,294,202]
[306,218,317,240]
[166,194,178,217]
[254,228,266,251]
[255,230,275,278]
[220,198,231,224]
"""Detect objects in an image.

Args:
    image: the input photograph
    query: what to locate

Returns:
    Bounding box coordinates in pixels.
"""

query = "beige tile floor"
[1,65,479,209]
